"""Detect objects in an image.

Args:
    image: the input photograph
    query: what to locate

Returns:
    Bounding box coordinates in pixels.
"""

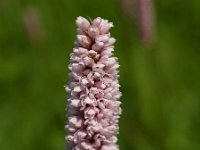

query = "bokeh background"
[0,0,200,149]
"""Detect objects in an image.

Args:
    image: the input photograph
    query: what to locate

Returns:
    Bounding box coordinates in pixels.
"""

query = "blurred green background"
[0,0,200,149]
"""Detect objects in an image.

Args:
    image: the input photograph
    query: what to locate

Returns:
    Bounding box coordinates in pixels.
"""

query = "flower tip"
[76,16,90,31]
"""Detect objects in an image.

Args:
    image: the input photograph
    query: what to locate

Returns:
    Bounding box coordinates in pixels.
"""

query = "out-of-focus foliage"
[0,0,200,149]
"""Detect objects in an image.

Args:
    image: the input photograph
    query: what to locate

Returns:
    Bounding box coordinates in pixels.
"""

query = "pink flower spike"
[65,16,121,150]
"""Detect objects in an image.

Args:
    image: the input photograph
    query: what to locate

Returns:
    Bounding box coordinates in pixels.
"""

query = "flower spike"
[65,16,121,150]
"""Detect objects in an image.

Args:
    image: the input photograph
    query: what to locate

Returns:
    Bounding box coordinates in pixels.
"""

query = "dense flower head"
[65,16,121,150]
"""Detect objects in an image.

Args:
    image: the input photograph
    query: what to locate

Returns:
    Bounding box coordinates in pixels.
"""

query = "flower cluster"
[65,16,121,150]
